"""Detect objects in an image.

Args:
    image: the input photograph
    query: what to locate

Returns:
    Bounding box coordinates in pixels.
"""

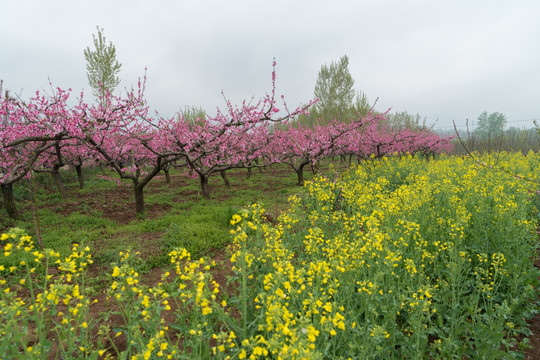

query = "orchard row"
[1,65,453,218]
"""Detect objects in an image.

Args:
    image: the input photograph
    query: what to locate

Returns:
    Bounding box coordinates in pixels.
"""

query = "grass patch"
[0,163,310,271]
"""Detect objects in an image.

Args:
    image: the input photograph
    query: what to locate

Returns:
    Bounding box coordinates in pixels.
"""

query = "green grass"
[0,163,318,283]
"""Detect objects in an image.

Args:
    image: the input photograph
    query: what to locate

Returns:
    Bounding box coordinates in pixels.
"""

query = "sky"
[1,0,540,131]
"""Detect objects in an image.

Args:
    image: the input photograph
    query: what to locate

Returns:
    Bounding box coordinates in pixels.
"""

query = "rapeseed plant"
[1,152,539,358]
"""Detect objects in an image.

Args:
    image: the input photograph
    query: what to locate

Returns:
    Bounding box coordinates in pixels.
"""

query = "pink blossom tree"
[272,113,383,186]
[74,79,183,214]
[342,117,454,160]
[0,86,78,218]
[160,62,314,198]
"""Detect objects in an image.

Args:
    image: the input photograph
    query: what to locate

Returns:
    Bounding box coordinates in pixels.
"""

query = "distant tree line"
[437,111,540,154]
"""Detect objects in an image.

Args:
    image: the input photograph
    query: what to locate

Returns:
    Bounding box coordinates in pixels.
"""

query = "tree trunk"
[220,170,230,187]
[134,184,145,215]
[199,174,210,199]
[51,167,67,199]
[75,164,84,189]
[311,161,318,175]
[296,164,306,187]
[27,177,34,195]
[1,183,19,220]
[163,167,171,184]
[133,163,165,215]
[246,167,252,179]
[255,159,263,173]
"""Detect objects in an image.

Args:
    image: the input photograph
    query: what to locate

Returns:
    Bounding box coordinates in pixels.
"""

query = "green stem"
[25,261,45,346]
[241,244,248,340]
[29,169,44,251]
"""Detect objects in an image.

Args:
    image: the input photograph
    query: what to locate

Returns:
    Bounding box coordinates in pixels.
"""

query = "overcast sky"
[2,0,540,130]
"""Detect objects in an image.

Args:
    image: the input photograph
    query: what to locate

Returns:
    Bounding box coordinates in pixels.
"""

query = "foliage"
[178,105,206,128]
[296,56,371,127]
[83,26,122,106]
[226,152,539,358]
[352,90,372,119]
[448,125,540,155]
[1,153,538,358]
[311,55,356,125]
[382,111,427,131]
[475,111,507,137]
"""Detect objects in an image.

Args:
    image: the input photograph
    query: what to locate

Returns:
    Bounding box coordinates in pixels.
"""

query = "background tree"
[297,55,371,126]
[83,26,122,106]
[313,55,355,124]
[179,105,207,128]
[383,111,426,131]
[352,90,372,118]
[475,111,507,137]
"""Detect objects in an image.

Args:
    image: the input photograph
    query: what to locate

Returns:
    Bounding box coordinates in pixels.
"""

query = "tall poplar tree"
[84,26,122,106]
[475,111,507,137]
[313,55,356,124]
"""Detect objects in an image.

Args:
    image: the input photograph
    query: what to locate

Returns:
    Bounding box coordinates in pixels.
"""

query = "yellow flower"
[253,346,268,356]
[323,302,332,313]
[202,306,212,315]
[230,214,242,225]
[144,349,152,360]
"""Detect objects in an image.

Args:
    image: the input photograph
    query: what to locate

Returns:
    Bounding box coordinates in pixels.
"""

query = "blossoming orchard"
[0,66,538,359]
[0,65,452,218]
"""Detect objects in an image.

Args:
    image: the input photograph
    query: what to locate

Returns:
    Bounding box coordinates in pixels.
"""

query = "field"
[1,154,539,359]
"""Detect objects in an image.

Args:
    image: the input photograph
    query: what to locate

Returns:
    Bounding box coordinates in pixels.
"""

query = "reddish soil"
[57,188,172,224]
[526,310,540,360]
